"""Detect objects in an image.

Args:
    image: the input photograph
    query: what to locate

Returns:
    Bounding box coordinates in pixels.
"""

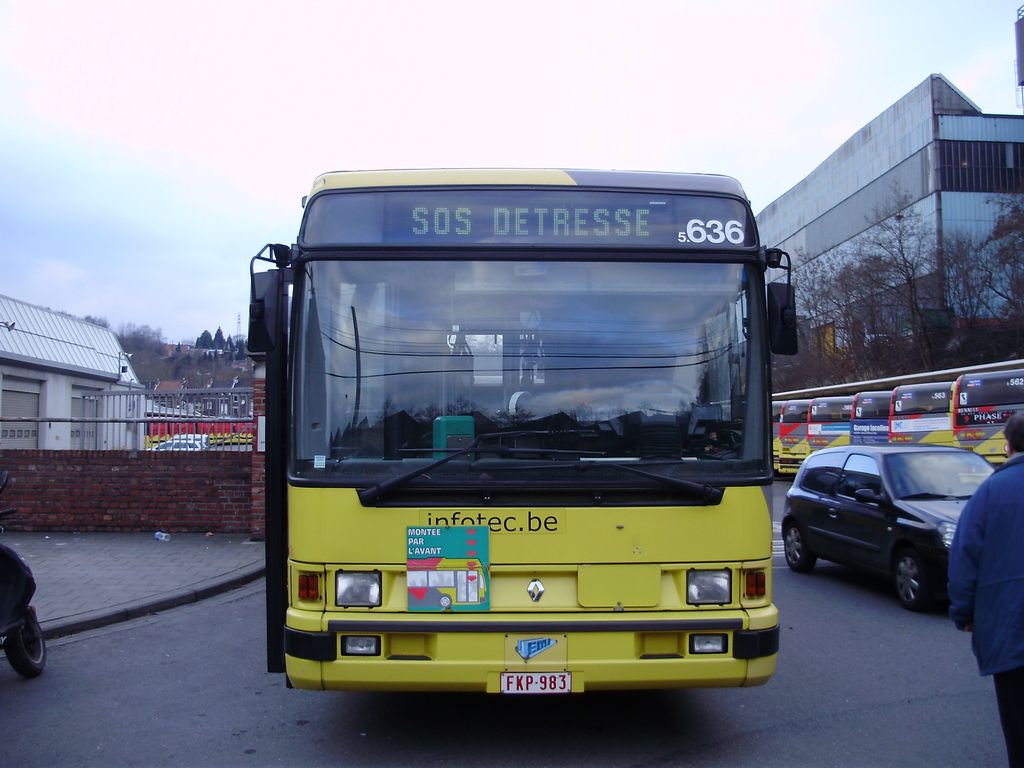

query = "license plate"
[500,671,571,694]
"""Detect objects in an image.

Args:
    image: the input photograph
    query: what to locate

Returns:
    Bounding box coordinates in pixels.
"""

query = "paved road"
[1,479,1002,766]
[2,575,1001,767]
[0,482,1004,767]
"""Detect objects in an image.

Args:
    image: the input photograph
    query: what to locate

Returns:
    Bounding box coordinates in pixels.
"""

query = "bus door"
[850,390,892,446]
[953,368,1024,464]
[777,399,811,475]
[807,396,853,454]
[889,382,954,447]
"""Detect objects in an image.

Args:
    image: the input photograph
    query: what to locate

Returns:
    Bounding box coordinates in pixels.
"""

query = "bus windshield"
[292,257,764,488]
[781,401,810,423]
[854,392,891,420]
[810,397,852,422]
[893,383,951,416]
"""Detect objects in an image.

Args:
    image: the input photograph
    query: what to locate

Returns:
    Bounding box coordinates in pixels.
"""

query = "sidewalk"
[2,531,265,638]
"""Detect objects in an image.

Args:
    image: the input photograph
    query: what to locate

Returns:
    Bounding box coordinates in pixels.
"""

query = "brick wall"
[0,450,256,535]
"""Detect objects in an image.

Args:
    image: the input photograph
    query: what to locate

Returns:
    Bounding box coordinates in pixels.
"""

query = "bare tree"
[774,186,950,389]
[772,247,868,390]
[987,192,1024,353]
[940,230,1004,364]
[771,187,1024,393]
[791,252,857,383]
[857,192,947,370]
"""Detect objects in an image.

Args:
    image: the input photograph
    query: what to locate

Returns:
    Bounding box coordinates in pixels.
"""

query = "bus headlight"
[341,636,381,656]
[690,634,728,654]
[687,569,731,605]
[938,522,957,549]
[336,571,382,607]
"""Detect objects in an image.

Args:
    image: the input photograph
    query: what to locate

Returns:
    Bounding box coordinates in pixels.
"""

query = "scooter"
[0,469,46,678]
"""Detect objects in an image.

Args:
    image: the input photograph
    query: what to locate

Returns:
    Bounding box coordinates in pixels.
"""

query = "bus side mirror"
[767,283,798,355]
[248,269,280,354]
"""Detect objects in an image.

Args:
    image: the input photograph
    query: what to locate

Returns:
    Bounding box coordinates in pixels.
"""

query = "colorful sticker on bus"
[407,526,490,611]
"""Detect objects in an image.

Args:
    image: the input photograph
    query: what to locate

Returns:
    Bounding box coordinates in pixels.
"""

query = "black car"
[782,445,993,610]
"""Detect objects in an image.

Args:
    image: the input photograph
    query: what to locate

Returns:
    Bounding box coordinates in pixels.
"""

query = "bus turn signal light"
[744,569,766,598]
[298,572,320,601]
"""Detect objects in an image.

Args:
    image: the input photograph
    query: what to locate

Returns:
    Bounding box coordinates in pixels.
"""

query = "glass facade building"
[756,74,1024,267]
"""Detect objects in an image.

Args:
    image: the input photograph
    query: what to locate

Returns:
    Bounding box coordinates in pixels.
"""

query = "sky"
[0,0,1020,344]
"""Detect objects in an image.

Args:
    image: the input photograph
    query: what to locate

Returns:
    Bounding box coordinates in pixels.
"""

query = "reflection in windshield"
[887,452,993,499]
[293,259,765,483]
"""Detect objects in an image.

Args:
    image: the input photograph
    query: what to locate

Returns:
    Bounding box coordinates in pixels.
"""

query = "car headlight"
[687,569,731,605]
[336,571,382,607]
[938,522,957,549]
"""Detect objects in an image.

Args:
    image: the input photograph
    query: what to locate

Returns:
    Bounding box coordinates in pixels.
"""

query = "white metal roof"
[0,294,139,383]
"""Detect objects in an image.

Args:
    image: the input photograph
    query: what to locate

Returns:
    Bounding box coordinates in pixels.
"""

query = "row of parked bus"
[773,367,1024,475]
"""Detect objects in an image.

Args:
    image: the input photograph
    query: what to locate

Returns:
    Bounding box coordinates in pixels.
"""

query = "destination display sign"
[301,189,755,249]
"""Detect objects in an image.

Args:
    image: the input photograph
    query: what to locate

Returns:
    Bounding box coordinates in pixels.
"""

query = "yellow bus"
[248,169,798,693]
[806,395,853,454]
[776,399,812,476]
[889,381,955,447]
[850,390,892,446]
[953,368,1024,464]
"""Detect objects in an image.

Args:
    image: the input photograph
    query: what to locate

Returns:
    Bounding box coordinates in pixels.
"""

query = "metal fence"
[1,387,255,451]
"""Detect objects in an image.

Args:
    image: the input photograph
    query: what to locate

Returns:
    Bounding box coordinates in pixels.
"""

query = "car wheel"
[783,521,817,573]
[893,547,933,611]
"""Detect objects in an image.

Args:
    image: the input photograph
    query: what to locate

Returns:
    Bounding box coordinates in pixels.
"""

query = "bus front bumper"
[283,608,779,692]
[776,457,803,475]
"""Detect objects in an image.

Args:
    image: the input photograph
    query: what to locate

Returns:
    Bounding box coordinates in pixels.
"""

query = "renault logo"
[527,579,545,602]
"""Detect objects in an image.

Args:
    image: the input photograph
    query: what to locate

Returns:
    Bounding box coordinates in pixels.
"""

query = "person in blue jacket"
[949,411,1024,768]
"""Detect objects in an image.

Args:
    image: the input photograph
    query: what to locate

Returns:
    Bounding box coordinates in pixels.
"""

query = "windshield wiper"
[584,462,724,503]
[899,492,958,501]
[473,459,724,503]
[356,431,597,505]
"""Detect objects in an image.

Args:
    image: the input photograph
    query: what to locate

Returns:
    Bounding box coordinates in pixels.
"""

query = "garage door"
[1,385,40,449]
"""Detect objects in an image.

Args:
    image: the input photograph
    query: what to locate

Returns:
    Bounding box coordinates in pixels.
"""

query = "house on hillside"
[154,379,185,393]
[0,294,141,449]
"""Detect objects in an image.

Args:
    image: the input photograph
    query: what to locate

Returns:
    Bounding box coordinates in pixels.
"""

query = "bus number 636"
[678,219,745,244]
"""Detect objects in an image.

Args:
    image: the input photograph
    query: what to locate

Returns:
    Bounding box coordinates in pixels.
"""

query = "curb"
[39,563,265,639]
